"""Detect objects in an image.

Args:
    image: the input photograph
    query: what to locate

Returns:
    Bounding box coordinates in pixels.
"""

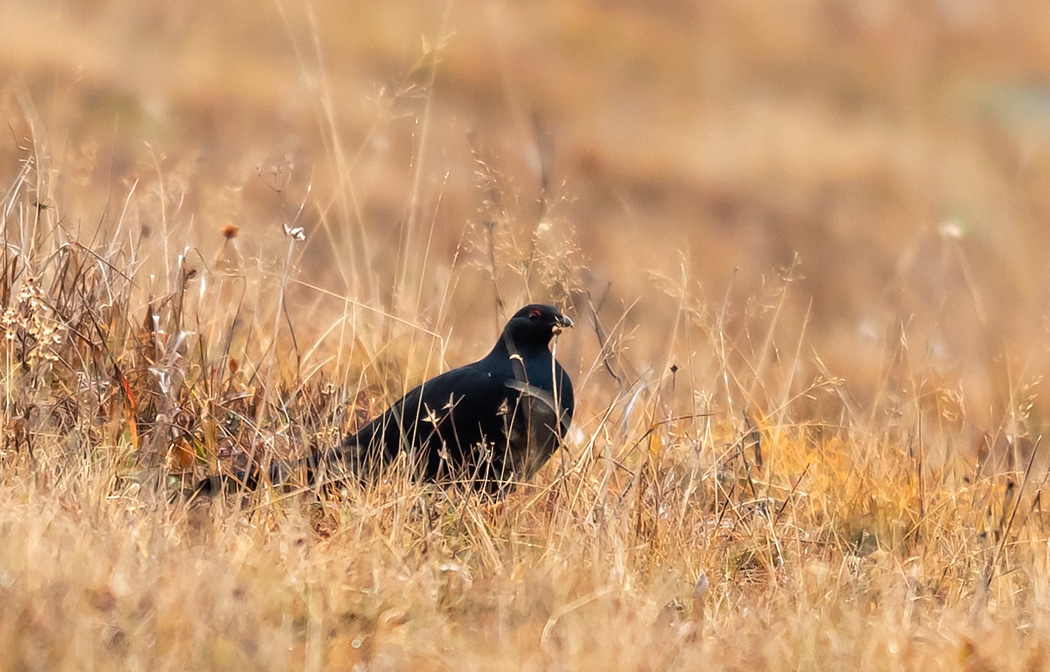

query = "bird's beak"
[553,314,573,334]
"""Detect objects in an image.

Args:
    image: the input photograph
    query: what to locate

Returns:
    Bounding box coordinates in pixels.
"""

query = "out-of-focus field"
[3,1,1050,669]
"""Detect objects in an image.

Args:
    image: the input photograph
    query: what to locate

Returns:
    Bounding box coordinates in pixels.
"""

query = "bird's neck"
[494,331,551,360]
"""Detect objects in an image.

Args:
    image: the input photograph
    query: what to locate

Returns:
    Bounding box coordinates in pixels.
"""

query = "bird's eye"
[528,310,541,321]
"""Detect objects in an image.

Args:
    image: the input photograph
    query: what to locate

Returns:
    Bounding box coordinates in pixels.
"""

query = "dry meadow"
[3,1,1050,670]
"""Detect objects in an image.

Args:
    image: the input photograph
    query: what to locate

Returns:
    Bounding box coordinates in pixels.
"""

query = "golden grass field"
[3,1,1050,669]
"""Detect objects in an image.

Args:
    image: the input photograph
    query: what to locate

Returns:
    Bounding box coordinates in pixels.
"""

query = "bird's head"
[504,304,573,350]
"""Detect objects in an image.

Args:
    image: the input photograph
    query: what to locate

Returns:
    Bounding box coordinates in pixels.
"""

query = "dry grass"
[3,1,1050,670]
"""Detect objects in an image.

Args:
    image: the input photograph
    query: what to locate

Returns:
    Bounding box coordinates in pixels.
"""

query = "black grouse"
[197,304,574,495]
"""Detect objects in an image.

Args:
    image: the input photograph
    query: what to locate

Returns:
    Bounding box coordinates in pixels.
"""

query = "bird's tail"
[190,451,319,499]
[191,435,384,498]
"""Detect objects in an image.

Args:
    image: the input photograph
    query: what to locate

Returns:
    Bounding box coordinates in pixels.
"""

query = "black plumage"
[197,304,574,495]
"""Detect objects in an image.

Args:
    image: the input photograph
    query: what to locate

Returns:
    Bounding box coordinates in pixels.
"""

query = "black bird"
[197,304,574,495]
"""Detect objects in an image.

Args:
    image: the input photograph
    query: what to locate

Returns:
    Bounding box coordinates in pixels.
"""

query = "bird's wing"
[503,379,572,436]
[345,362,511,452]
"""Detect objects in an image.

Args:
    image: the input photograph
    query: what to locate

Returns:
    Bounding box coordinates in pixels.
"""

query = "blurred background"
[3,0,1050,442]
